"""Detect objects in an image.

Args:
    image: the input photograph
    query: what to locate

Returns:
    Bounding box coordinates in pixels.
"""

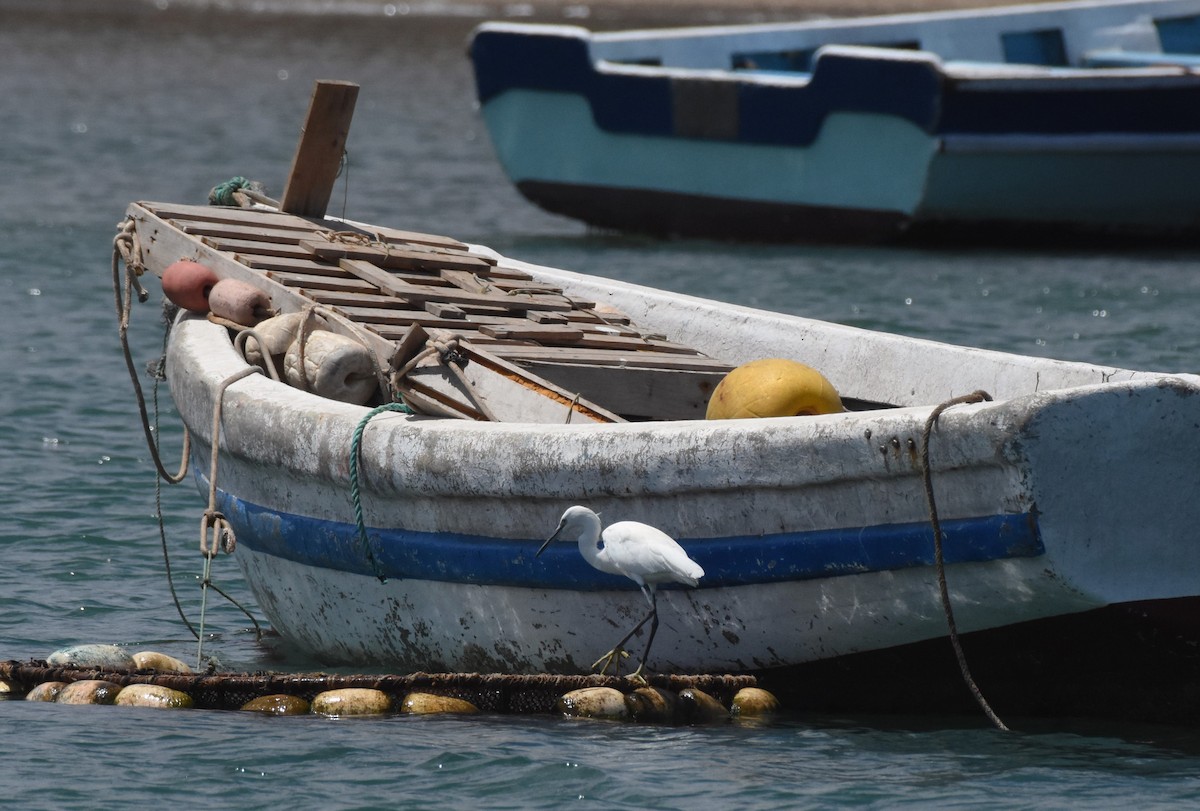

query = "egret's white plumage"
[537,505,704,678]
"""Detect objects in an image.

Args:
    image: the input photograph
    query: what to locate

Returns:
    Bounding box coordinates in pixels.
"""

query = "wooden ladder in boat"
[126,200,731,422]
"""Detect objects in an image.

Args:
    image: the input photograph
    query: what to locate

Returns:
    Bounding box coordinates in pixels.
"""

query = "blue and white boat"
[121,198,1200,716]
[469,0,1200,242]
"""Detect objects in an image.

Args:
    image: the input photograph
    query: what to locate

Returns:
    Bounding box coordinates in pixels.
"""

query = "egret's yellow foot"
[625,668,649,686]
[592,648,630,676]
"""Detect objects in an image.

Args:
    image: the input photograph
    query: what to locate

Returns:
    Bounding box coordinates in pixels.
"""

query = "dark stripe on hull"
[516,180,911,243]
[517,180,1200,245]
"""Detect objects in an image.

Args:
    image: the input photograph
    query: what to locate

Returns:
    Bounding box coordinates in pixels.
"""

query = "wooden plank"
[327,305,430,325]
[450,302,523,318]
[266,270,376,293]
[360,323,519,344]
[177,220,323,245]
[393,384,476,420]
[241,254,355,276]
[485,277,565,294]
[479,324,585,343]
[571,333,700,354]
[302,290,415,309]
[334,305,574,332]
[581,323,641,338]
[356,223,470,252]
[339,259,577,312]
[330,305,471,330]
[203,236,316,260]
[425,302,466,319]
[280,80,359,217]
[241,253,454,289]
[528,311,569,325]
[303,239,496,274]
[489,344,733,372]
[438,270,566,299]
[354,314,478,332]
[478,327,700,354]
[567,309,631,326]
[143,201,325,232]
[440,269,494,295]
[392,323,431,371]
[457,262,536,282]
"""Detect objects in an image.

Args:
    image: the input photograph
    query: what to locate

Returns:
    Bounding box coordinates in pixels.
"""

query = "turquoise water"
[4,2,1200,807]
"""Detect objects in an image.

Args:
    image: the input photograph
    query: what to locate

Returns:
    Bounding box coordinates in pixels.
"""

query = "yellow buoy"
[56,680,122,705]
[676,687,729,724]
[557,687,629,720]
[706,358,842,420]
[241,694,311,715]
[26,682,67,702]
[131,651,193,674]
[399,692,480,716]
[311,688,392,717]
[730,687,780,718]
[624,687,678,723]
[114,684,194,710]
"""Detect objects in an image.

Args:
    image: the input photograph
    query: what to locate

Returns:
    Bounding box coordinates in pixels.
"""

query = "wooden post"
[280,80,360,217]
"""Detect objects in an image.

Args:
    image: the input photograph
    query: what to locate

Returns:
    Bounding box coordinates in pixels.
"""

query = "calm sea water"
[4,2,1200,808]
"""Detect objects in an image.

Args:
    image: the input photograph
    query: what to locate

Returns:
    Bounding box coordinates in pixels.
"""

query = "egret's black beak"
[536,521,565,557]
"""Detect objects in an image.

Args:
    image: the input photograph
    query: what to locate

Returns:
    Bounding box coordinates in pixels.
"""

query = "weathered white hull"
[166,254,1200,676]
[237,547,1094,673]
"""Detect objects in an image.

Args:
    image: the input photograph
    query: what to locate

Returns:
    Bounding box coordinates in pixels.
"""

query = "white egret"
[537,505,704,679]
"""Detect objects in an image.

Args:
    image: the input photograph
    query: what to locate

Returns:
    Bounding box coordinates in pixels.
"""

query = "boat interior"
[137,201,775,424]
[578,0,1200,73]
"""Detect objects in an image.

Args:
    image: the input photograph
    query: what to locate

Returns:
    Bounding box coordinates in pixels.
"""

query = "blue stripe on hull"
[218,491,1044,590]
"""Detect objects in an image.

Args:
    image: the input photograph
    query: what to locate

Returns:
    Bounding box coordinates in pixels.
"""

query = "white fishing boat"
[115,82,1200,719]
[469,0,1200,243]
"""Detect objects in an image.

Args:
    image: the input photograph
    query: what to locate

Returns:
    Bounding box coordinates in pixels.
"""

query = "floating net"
[0,660,756,714]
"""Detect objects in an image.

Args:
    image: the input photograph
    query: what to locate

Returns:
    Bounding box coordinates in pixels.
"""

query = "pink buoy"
[161,260,219,313]
[207,278,273,326]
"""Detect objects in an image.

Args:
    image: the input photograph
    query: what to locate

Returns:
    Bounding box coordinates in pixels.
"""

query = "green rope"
[350,402,413,584]
[208,176,255,207]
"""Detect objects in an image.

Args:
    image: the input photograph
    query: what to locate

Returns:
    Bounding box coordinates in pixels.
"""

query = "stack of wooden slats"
[132,201,731,422]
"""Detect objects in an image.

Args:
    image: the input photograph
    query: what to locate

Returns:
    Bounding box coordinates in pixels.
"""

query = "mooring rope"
[112,218,191,484]
[232,328,282,382]
[113,217,263,658]
[349,403,413,584]
[197,366,266,667]
[919,389,1008,731]
[148,307,200,640]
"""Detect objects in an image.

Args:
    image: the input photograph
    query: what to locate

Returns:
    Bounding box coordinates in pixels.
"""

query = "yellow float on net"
[706,358,843,420]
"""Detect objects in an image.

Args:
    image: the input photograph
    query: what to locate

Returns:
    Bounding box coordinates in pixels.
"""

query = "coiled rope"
[920,389,1008,731]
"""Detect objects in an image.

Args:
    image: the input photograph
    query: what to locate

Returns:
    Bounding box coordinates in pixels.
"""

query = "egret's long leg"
[592,610,654,675]
[629,589,661,681]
